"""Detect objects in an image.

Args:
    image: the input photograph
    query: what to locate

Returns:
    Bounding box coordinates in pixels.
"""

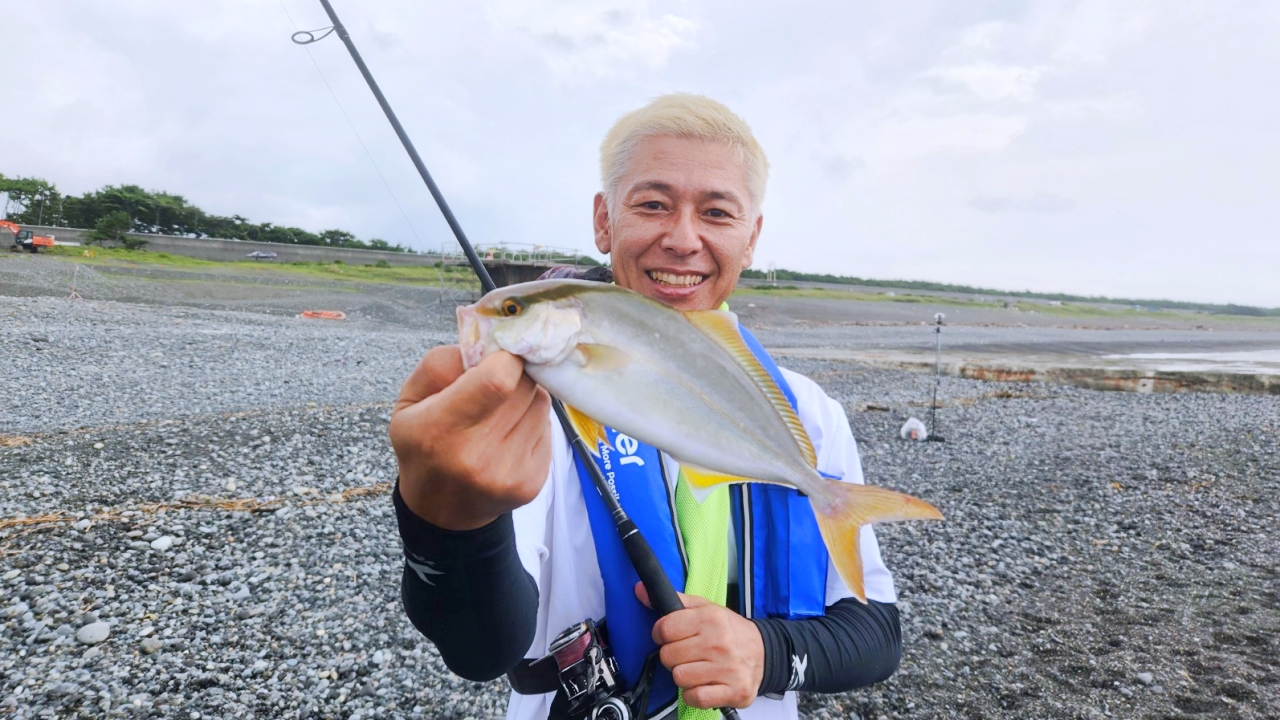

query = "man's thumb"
[633,581,710,611]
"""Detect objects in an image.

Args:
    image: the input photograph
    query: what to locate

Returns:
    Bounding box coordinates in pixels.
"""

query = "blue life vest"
[571,325,831,714]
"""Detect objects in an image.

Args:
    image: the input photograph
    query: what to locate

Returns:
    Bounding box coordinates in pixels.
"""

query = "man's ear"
[593,193,612,255]
[741,213,763,269]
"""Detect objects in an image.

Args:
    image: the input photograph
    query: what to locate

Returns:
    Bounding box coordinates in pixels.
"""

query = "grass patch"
[40,245,480,289]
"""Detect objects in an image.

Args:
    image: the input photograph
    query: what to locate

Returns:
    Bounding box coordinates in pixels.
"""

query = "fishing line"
[291,5,740,716]
[277,0,426,251]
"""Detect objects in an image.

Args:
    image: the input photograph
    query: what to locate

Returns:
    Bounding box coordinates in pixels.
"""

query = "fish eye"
[501,299,524,316]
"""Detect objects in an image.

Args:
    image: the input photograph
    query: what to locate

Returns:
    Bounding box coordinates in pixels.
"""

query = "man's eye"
[706,208,731,218]
[641,201,663,211]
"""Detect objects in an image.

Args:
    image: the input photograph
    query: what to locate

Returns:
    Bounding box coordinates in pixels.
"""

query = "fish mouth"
[456,304,488,369]
[646,270,707,288]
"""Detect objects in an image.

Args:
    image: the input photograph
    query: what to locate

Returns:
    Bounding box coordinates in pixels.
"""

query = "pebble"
[75,622,111,645]
[1136,672,1154,686]
[1,278,1276,720]
[149,535,175,552]
[140,637,163,655]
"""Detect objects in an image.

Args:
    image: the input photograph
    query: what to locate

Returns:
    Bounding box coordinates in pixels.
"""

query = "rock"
[140,637,163,655]
[150,535,175,552]
[76,622,111,645]
[1136,672,1154,686]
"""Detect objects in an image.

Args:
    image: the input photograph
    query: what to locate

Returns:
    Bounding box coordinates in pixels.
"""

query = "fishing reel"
[543,619,630,720]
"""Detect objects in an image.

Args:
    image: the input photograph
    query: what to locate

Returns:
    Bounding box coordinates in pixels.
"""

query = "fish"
[457,278,942,602]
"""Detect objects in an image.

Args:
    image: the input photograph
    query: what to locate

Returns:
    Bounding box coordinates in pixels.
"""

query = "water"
[1104,349,1280,374]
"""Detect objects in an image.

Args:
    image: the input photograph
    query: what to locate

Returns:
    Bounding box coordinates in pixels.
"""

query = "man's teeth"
[648,271,705,287]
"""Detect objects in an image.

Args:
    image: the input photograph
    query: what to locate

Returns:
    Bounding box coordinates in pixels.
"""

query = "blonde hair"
[600,93,769,216]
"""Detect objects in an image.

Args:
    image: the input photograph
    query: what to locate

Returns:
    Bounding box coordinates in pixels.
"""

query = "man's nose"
[660,207,701,255]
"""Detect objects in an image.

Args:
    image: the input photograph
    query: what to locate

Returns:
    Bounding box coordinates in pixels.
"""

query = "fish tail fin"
[813,481,943,603]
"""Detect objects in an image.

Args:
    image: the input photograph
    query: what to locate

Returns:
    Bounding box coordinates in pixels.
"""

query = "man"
[390,94,902,720]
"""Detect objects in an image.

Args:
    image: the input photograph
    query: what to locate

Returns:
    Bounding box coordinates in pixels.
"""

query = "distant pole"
[929,313,946,442]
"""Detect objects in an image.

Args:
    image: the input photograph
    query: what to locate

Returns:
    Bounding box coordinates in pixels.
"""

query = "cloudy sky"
[6,1,1279,306]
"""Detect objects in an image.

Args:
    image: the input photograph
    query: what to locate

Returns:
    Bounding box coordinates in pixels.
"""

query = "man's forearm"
[394,481,538,681]
[753,599,902,694]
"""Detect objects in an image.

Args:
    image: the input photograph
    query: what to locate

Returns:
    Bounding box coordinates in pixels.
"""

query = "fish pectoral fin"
[814,482,943,603]
[563,404,611,456]
[573,343,630,372]
[678,464,753,504]
[683,310,817,468]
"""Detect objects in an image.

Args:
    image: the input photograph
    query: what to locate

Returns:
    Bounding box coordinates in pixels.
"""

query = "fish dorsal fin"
[563,403,611,456]
[683,310,817,468]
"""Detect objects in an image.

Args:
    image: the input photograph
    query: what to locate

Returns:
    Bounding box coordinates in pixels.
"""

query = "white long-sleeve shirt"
[505,367,897,720]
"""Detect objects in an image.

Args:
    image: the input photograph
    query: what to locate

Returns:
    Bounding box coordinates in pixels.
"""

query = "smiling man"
[390,95,904,720]
[593,130,762,312]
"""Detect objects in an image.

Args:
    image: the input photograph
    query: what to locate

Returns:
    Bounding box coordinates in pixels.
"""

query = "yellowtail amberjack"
[457,279,941,602]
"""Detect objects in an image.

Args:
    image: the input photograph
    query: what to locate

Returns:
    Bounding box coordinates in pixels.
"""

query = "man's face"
[593,135,762,312]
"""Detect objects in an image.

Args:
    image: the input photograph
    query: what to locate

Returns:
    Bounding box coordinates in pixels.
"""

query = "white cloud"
[872,113,1030,160]
[970,193,1076,214]
[4,0,1278,306]
[481,0,697,81]
[925,62,1045,102]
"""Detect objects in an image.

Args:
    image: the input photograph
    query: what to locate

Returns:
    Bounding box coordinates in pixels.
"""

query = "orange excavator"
[1,220,56,252]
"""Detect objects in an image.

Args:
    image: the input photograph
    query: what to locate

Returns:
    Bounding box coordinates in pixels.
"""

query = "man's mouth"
[646,270,706,287]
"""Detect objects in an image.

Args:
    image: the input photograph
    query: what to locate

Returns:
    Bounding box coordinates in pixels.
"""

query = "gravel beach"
[2,257,1277,719]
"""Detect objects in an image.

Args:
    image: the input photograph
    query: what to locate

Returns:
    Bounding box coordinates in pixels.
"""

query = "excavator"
[1,220,56,252]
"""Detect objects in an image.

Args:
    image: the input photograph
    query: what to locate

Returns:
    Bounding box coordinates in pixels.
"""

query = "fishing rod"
[298,5,738,717]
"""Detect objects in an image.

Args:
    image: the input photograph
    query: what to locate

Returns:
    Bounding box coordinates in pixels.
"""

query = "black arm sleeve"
[394,481,539,682]
[752,599,901,695]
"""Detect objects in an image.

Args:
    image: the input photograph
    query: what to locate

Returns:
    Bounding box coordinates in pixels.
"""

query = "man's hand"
[390,346,553,531]
[636,582,765,709]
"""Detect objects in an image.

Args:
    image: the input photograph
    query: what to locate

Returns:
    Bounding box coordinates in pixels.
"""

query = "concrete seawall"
[772,347,1280,396]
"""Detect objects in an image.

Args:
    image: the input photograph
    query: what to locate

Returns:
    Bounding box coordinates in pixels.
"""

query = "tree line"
[0,174,413,252]
[739,269,1279,316]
